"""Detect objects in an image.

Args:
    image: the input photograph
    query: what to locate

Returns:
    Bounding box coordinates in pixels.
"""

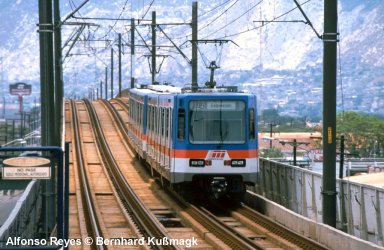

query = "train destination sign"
[191,101,240,110]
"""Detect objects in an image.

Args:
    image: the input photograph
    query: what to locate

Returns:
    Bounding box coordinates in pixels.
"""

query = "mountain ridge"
[0,0,383,118]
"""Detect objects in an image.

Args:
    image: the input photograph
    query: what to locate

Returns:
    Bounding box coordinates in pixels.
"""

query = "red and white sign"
[9,82,32,96]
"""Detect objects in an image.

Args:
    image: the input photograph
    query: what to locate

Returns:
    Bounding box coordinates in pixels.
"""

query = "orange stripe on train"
[174,149,258,158]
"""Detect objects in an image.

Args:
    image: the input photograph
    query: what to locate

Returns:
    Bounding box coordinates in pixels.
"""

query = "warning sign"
[2,166,51,180]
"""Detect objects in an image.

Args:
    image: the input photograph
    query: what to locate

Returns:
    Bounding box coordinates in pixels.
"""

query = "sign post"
[9,82,32,114]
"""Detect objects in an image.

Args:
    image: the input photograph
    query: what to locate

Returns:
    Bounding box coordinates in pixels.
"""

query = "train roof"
[129,84,253,97]
[130,84,181,95]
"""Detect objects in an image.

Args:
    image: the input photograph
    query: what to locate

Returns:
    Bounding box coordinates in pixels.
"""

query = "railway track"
[67,100,141,249]
[66,98,329,249]
[198,201,329,250]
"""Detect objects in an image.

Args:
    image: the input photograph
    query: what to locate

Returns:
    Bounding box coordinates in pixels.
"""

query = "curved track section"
[67,100,140,249]
[84,99,177,248]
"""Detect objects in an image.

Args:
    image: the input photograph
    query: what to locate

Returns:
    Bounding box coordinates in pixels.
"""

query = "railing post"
[302,171,308,217]
[376,189,383,245]
[360,186,368,240]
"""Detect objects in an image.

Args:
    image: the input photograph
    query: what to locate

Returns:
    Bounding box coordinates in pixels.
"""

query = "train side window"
[147,106,151,131]
[161,108,165,136]
[249,108,255,140]
[168,108,172,142]
[177,109,185,140]
[165,108,169,138]
[137,103,140,124]
[152,107,155,132]
[154,107,158,134]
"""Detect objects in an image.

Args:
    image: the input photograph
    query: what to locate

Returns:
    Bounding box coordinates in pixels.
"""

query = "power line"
[97,0,130,39]
[198,0,239,34]
[170,0,237,41]
[138,0,155,24]
[198,0,233,19]
[202,0,264,39]
[214,0,312,40]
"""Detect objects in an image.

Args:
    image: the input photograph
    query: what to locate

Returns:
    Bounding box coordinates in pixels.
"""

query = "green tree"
[260,147,284,158]
[337,111,384,157]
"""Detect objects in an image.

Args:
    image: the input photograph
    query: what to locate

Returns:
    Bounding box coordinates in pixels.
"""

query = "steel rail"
[84,99,178,250]
[238,205,328,250]
[70,100,105,250]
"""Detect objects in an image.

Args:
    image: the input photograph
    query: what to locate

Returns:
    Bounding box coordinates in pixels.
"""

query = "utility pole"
[118,33,122,97]
[39,0,56,237]
[38,0,54,146]
[111,48,114,98]
[191,1,198,91]
[54,0,63,147]
[100,81,103,99]
[105,66,108,99]
[131,18,135,88]
[293,139,298,166]
[279,139,309,166]
[322,0,338,227]
[151,11,156,85]
[339,135,345,179]
[269,123,277,149]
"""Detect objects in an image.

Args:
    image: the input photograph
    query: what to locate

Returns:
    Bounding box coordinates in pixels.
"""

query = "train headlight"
[231,159,246,167]
[189,159,205,167]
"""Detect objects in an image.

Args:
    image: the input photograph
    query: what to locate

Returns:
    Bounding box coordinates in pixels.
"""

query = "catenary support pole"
[191,1,198,92]
[322,0,338,227]
[39,0,56,235]
[131,18,135,88]
[118,33,122,97]
[39,0,54,146]
[151,11,156,84]
[100,81,103,99]
[54,0,63,147]
[105,66,108,99]
[111,48,114,98]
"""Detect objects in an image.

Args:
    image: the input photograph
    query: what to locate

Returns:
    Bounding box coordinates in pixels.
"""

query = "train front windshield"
[189,100,245,144]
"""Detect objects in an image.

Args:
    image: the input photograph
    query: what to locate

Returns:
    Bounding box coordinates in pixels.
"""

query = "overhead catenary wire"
[188,0,233,22]
[170,0,238,41]
[198,0,239,34]
[201,0,264,40]
[138,0,155,24]
[214,0,312,40]
[96,0,130,40]
[65,0,132,52]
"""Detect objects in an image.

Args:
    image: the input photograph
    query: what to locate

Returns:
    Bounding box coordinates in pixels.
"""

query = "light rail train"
[127,84,258,201]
